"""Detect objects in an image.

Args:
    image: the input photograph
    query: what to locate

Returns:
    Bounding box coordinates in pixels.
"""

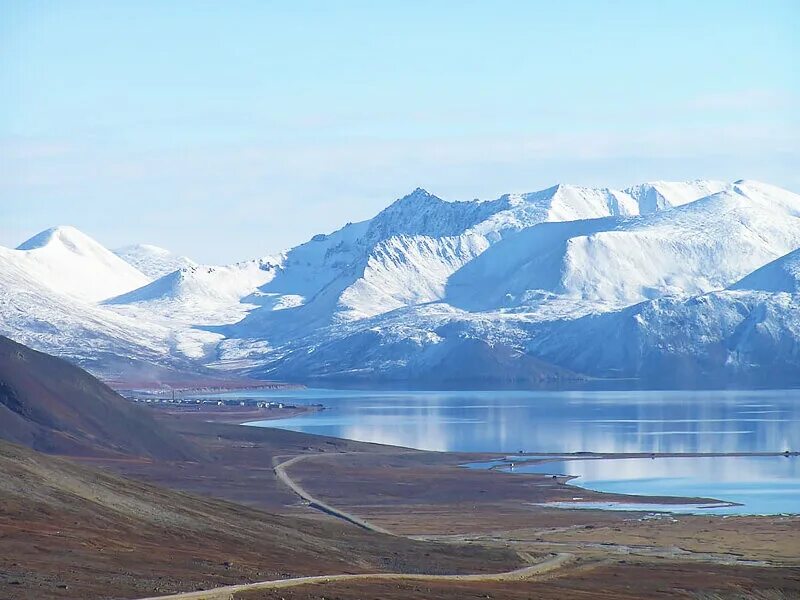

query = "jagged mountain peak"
[551,182,604,194]
[405,186,435,198]
[366,188,495,240]
[381,187,445,211]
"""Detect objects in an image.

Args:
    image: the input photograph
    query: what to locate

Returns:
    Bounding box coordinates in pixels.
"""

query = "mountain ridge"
[2,179,799,386]
[114,243,197,278]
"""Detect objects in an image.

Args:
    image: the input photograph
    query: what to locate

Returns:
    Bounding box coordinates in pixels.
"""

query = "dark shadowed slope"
[0,335,194,459]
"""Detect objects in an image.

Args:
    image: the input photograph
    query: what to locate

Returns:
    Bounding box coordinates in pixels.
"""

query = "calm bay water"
[212,388,800,514]
[464,455,800,515]
[236,388,798,454]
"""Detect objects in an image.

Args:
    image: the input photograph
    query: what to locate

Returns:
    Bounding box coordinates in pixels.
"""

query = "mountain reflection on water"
[238,388,799,454]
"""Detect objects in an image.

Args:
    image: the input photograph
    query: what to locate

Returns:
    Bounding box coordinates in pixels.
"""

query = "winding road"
[138,454,578,599]
[139,552,576,600]
[138,451,792,599]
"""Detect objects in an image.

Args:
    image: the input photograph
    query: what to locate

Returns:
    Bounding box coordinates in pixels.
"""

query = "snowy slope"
[448,181,800,309]
[0,250,186,370]
[250,283,800,385]
[260,312,579,384]
[6,226,150,302]
[336,234,491,319]
[490,184,639,226]
[625,180,730,214]
[0,261,224,378]
[328,181,730,319]
[114,243,196,278]
[730,247,800,293]
[105,258,280,325]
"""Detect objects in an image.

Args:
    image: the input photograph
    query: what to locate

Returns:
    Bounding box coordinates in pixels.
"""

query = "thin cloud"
[686,89,795,111]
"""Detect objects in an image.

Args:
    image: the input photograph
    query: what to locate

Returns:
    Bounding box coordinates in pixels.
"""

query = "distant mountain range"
[2,179,799,387]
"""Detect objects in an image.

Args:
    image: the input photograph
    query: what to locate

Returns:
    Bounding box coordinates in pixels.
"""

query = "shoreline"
[471,453,798,515]
[114,381,307,396]
[51,404,797,598]
[125,383,799,516]
[227,410,797,515]
[6,381,798,598]
[140,403,323,425]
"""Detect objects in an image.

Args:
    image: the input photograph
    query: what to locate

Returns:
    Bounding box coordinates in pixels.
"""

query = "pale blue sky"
[2,0,798,263]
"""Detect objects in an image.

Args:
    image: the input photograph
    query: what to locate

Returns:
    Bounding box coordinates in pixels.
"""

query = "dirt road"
[273,454,395,535]
[137,457,576,600]
[139,552,576,600]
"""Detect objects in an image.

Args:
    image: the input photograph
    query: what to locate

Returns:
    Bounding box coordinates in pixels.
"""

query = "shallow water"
[207,388,800,514]
[464,455,800,515]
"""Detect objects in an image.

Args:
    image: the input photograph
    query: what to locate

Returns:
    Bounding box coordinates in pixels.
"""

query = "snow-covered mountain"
[4,226,150,302]
[2,179,799,386]
[0,247,195,375]
[447,181,800,310]
[0,229,223,378]
[105,258,280,327]
[232,181,721,331]
[114,244,196,278]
